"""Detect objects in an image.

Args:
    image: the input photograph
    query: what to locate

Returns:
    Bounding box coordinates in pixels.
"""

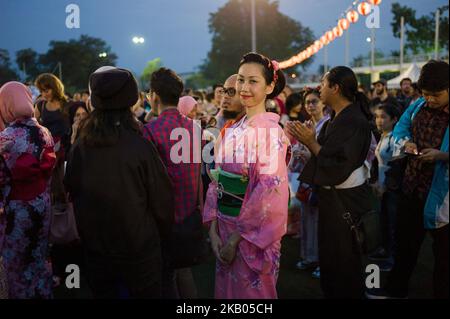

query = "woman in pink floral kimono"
[0,82,56,299]
[203,53,289,299]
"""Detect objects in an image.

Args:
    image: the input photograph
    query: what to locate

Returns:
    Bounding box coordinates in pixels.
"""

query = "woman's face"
[187,104,198,119]
[39,87,53,101]
[375,109,395,132]
[237,63,274,108]
[304,93,324,118]
[74,107,88,123]
[291,103,302,114]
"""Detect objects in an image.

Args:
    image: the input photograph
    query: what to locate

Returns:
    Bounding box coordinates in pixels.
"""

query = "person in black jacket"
[65,66,174,299]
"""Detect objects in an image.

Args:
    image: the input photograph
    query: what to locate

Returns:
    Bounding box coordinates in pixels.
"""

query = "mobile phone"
[404,151,421,157]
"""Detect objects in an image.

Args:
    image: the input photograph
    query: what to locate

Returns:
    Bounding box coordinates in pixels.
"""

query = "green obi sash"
[210,168,249,217]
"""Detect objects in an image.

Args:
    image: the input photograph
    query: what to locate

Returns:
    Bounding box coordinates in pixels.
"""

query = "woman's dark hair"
[239,52,286,100]
[285,92,303,114]
[150,68,184,106]
[418,60,449,92]
[303,88,321,102]
[411,82,421,94]
[68,102,89,126]
[326,66,372,121]
[376,103,401,124]
[35,73,68,104]
[79,108,141,147]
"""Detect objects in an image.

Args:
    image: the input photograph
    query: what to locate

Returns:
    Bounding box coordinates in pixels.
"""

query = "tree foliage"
[201,0,315,84]
[391,3,449,54]
[0,49,19,86]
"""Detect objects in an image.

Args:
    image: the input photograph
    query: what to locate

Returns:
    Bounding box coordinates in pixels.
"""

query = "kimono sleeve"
[302,120,371,186]
[237,127,289,251]
[203,180,219,226]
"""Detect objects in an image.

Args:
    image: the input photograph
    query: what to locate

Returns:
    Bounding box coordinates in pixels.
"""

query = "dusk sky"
[0,0,447,76]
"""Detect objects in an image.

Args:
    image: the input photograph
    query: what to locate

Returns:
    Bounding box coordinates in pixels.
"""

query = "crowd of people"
[0,54,448,299]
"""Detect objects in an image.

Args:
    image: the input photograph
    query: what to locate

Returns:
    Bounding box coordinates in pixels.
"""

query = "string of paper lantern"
[279,0,382,70]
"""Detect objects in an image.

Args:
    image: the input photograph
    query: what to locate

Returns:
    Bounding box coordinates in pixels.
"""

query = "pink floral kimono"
[203,112,290,299]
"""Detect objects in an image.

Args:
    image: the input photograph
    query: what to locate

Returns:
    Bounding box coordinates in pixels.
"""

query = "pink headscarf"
[177,96,197,117]
[0,81,34,131]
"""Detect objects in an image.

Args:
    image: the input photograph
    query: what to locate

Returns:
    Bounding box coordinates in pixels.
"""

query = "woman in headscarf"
[0,81,56,299]
[177,96,198,119]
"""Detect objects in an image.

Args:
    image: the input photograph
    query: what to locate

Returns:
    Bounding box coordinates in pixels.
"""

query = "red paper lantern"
[326,30,335,42]
[339,18,350,31]
[333,26,343,38]
[358,2,372,16]
[347,10,359,23]
[368,0,382,5]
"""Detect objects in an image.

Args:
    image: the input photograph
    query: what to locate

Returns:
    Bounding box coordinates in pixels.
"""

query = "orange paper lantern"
[320,35,329,45]
[333,26,343,38]
[368,0,382,5]
[347,10,359,23]
[358,2,372,16]
[326,30,335,42]
[339,18,350,31]
[314,40,323,50]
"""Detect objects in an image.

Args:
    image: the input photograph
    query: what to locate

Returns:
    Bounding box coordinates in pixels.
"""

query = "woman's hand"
[209,221,226,263]
[419,148,448,163]
[404,142,419,155]
[219,232,242,264]
[286,121,316,146]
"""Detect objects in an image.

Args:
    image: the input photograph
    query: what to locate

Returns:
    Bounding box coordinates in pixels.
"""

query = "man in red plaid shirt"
[143,68,202,299]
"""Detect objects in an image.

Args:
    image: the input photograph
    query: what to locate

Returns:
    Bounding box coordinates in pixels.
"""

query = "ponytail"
[355,91,372,121]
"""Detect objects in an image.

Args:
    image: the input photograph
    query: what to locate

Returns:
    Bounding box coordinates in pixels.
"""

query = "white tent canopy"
[387,63,422,89]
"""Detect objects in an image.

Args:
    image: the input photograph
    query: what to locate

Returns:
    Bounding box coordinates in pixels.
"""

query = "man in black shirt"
[396,77,413,113]
[370,79,402,112]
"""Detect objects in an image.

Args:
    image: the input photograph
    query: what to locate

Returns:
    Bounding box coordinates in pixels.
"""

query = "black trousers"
[85,252,162,299]
[318,184,373,299]
[386,192,449,298]
[380,191,398,257]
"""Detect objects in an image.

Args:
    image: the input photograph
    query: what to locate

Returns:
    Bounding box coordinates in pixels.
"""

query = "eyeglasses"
[223,88,236,97]
[305,99,320,106]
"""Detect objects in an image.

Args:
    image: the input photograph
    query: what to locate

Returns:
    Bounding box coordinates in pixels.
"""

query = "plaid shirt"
[143,108,201,224]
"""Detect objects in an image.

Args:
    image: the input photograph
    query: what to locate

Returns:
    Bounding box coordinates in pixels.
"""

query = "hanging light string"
[279,0,382,69]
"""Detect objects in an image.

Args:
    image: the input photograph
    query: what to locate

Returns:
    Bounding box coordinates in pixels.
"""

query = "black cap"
[89,67,139,110]
[372,78,387,86]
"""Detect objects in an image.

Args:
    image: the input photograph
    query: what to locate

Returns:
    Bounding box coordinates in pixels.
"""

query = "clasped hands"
[286,120,317,147]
